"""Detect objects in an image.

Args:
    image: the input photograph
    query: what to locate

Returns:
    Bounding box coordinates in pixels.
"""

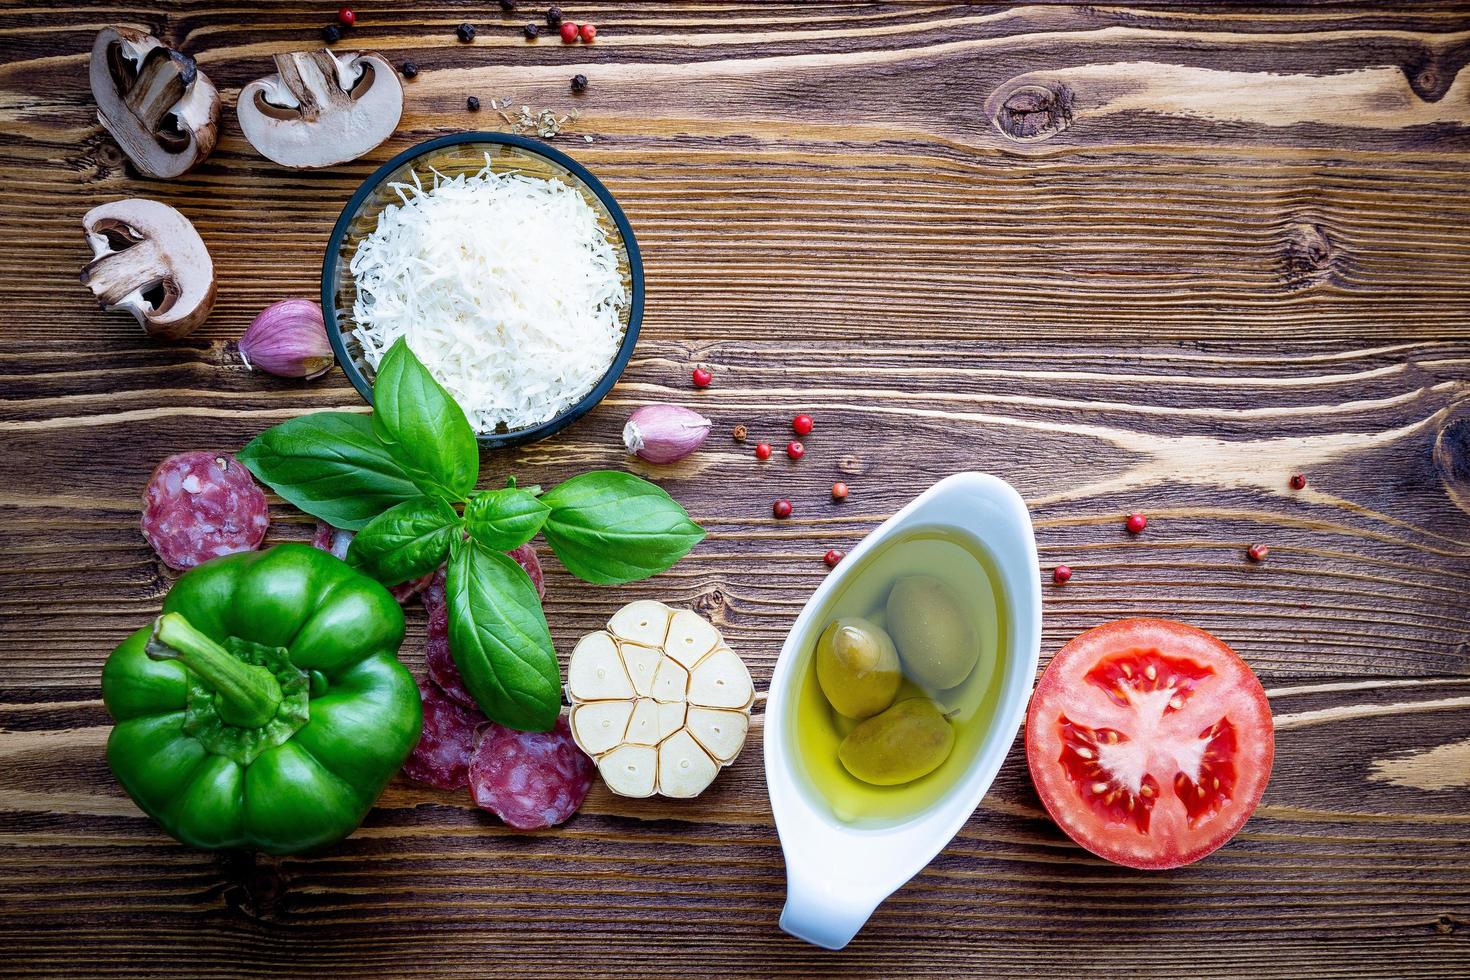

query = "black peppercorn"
[571,73,588,93]
[467,96,481,111]
[499,0,517,10]
[400,61,419,79]
[456,23,476,42]
[322,24,342,44]
[546,5,563,26]
[523,23,539,39]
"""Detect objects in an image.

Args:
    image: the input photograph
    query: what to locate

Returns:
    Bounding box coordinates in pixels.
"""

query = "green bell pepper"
[101,544,422,855]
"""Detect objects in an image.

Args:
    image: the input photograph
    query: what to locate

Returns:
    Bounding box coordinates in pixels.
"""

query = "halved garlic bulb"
[568,600,754,798]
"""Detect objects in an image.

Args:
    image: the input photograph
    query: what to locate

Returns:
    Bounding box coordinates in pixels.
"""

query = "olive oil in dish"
[793,528,1006,825]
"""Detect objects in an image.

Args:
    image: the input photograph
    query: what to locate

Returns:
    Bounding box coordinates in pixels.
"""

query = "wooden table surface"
[3,2,1469,977]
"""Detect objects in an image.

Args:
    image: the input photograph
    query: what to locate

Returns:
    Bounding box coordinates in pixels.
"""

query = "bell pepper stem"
[147,612,284,728]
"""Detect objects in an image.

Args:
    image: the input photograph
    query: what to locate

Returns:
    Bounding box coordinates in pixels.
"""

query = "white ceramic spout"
[764,472,1042,950]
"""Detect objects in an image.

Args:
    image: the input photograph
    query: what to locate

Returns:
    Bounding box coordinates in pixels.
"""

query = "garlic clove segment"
[623,404,712,463]
[238,299,334,379]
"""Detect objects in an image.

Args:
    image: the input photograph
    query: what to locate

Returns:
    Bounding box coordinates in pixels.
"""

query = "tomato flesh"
[1025,619,1273,869]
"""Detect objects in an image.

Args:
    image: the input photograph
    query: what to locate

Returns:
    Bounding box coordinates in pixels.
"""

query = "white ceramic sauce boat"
[764,472,1042,950]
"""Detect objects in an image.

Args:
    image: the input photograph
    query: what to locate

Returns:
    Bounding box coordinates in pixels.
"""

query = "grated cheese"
[349,156,627,433]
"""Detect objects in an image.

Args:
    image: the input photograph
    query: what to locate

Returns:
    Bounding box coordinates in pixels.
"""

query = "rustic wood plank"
[1,2,1468,977]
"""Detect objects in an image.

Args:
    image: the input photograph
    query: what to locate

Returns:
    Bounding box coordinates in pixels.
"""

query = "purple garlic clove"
[238,299,334,379]
[623,404,712,463]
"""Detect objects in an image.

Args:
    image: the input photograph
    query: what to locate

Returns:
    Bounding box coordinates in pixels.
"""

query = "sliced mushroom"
[236,50,403,168]
[80,199,215,339]
[90,27,219,179]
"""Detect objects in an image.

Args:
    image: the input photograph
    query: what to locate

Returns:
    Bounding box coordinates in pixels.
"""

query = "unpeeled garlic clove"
[623,404,711,463]
[238,299,334,379]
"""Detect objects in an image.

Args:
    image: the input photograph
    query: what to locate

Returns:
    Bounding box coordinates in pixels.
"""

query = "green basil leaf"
[446,540,560,732]
[371,337,478,501]
[236,412,421,530]
[346,496,461,586]
[539,471,705,585]
[464,488,550,552]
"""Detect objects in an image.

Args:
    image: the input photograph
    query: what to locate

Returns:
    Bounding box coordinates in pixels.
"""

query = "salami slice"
[310,521,434,603]
[508,542,546,601]
[310,520,354,561]
[423,568,477,711]
[141,451,269,571]
[401,680,483,790]
[468,717,594,830]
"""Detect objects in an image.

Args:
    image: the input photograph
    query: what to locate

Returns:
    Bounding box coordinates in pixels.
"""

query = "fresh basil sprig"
[238,340,705,732]
[464,486,549,552]
[446,539,561,732]
[540,472,705,585]
[237,412,421,530]
[371,338,479,501]
[347,496,461,586]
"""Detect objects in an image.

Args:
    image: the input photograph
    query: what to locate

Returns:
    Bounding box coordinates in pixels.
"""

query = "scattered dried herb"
[495,102,581,138]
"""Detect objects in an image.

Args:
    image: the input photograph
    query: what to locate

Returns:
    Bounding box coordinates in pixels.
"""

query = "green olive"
[885,575,978,690]
[838,698,955,786]
[815,617,901,720]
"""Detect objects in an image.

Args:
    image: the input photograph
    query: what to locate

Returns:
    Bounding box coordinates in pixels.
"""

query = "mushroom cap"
[89,26,219,179]
[236,50,403,169]
[567,601,755,800]
[80,198,215,339]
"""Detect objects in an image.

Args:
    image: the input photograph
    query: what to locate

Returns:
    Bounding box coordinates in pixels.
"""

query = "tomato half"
[1025,619,1273,869]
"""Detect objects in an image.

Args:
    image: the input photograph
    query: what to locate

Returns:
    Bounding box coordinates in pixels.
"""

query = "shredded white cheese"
[349,156,627,433]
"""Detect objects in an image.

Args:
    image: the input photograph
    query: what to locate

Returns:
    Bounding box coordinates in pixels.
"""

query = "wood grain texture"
[2,2,1469,977]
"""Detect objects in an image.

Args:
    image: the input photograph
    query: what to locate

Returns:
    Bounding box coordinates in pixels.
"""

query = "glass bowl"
[320,132,644,449]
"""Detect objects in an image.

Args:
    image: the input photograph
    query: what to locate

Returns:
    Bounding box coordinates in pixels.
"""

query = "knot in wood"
[1280,222,1335,290]
[1432,407,1470,516]
[218,852,288,921]
[693,588,731,625]
[992,83,1073,141]
[837,454,866,476]
[1401,50,1460,103]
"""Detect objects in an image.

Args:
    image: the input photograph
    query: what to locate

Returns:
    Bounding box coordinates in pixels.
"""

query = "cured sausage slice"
[507,542,546,601]
[468,717,594,830]
[141,452,268,570]
[309,520,354,561]
[401,680,482,791]
[310,521,433,602]
[422,568,477,711]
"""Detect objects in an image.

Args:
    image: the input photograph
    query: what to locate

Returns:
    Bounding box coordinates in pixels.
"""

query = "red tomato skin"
[1025,618,1274,870]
